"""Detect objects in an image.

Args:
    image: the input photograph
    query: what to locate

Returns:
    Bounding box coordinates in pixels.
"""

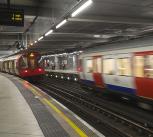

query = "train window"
[9,61,12,69]
[7,61,9,69]
[5,62,7,69]
[20,57,28,68]
[29,58,36,69]
[117,58,131,76]
[93,57,102,73]
[134,56,144,77]
[103,59,115,75]
[86,59,93,73]
[78,59,82,72]
[12,61,15,69]
[144,55,153,78]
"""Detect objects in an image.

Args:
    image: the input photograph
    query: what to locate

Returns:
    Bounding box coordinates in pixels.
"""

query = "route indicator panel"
[0,8,24,26]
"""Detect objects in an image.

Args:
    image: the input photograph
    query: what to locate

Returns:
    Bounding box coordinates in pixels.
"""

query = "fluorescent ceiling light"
[56,19,67,29]
[71,0,92,17]
[45,29,53,36]
[94,35,101,38]
[38,36,43,41]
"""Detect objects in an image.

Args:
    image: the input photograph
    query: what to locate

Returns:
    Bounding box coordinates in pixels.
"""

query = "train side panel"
[103,53,136,96]
[134,51,153,100]
[79,46,153,103]
[92,56,105,88]
[81,56,95,87]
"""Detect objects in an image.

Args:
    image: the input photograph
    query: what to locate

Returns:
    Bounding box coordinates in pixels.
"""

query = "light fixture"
[30,43,33,46]
[38,36,43,41]
[71,0,92,17]
[34,41,37,43]
[94,35,101,38]
[56,19,67,29]
[45,29,53,36]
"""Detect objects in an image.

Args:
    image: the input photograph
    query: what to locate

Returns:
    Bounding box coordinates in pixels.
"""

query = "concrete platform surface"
[0,74,44,137]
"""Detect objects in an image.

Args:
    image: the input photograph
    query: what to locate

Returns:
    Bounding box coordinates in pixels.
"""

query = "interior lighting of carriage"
[74,78,77,81]
[56,19,67,29]
[45,29,53,36]
[30,53,34,57]
[38,36,44,41]
[71,0,93,17]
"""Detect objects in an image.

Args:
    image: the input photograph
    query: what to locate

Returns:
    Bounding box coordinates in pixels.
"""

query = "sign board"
[0,8,24,26]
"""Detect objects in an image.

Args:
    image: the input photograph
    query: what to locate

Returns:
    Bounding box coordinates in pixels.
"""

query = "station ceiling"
[1,0,153,56]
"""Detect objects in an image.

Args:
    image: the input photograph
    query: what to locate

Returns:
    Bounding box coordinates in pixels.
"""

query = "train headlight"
[38,68,42,72]
[24,70,28,73]
[74,78,78,81]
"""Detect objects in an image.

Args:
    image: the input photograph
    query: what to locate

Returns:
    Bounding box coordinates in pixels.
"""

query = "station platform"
[0,73,104,137]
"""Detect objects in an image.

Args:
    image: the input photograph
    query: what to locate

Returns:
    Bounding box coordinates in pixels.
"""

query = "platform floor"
[0,74,44,137]
[0,73,104,137]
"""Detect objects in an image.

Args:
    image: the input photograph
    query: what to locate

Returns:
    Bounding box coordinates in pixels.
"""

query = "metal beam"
[41,38,106,42]
[68,16,153,25]
[0,31,23,34]
[0,35,18,40]
[0,50,14,55]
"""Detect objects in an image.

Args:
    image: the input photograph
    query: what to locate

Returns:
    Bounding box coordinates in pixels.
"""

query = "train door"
[134,51,153,99]
[83,57,94,85]
[103,55,116,90]
[115,53,136,95]
[93,56,105,88]
[78,58,84,80]
[103,54,135,95]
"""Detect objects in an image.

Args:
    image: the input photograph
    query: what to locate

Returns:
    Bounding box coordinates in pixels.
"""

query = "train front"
[19,52,45,78]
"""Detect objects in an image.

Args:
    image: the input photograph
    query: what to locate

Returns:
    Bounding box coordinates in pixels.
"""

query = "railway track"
[35,77,153,137]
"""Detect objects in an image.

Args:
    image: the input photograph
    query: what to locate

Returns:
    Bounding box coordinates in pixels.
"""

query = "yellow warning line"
[20,80,88,137]
[43,98,88,137]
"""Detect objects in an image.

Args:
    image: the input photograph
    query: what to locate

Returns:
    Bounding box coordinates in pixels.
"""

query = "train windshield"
[19,53,40,70]
[28,53,40,69]
[20,57,28,69]
[29,58,37,69]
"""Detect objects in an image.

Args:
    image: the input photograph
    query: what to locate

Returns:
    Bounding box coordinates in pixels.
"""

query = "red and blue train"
[78,37,153,109]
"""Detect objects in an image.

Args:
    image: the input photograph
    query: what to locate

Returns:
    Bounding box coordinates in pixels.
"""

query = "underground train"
[0,51,45,78]
[78,37,153,109]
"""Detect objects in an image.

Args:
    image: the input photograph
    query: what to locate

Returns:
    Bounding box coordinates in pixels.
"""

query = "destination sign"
[0,8,24,26]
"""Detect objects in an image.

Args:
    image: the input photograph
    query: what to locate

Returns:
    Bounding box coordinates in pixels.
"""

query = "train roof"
[2,54,22,61]
[81,35,153,56]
